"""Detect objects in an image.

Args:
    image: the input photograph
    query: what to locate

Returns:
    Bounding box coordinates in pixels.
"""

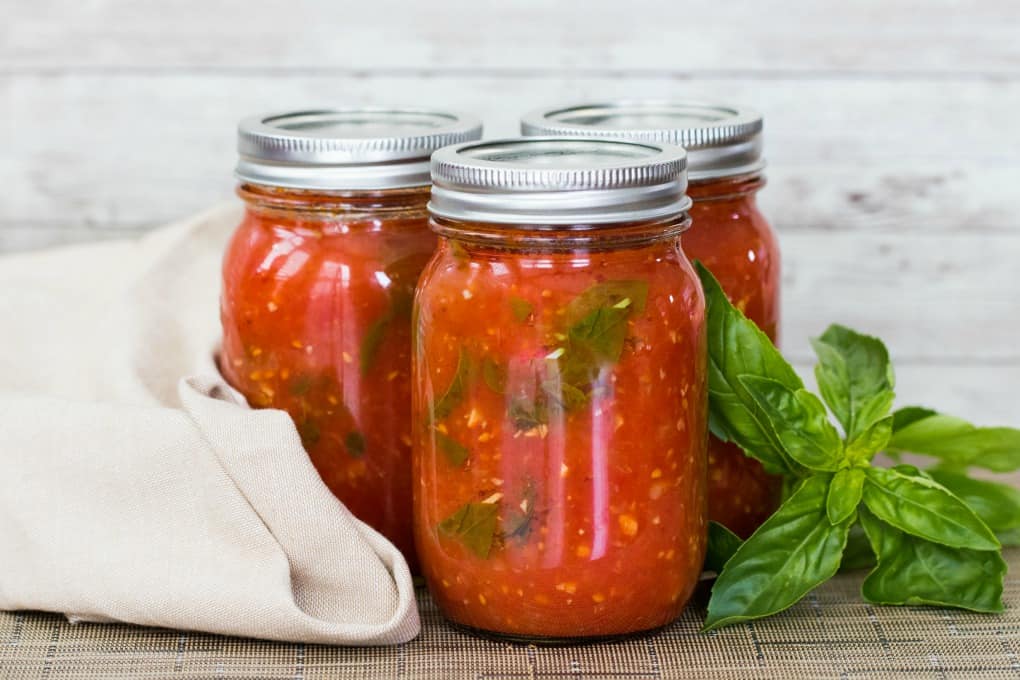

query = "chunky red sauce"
[413,221,707,640]
[683,174,781,538]
[220,185,433,571]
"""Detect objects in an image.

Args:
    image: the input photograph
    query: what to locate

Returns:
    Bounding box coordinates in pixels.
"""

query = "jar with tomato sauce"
[414,138,707,641]
[522,102,780,538]
[220,109,482,571]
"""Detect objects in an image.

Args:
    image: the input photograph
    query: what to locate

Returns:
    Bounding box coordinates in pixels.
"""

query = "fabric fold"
[0,207,419,645]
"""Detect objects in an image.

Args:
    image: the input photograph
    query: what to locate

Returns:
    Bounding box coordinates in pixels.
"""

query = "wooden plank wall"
[2,0,1018,424]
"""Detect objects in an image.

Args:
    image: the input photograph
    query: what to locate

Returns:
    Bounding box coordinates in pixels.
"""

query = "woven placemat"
[3,550,1019,679]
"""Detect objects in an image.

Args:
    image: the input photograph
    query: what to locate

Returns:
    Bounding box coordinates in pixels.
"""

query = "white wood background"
[2,0,1018,427]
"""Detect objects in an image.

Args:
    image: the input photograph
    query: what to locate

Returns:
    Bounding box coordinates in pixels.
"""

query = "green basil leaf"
[500,481,537,543]
[861,466,999,551]
[438,502,499,558]
[563,280,648,325]
[696,263,804,477]
[541,380,589,412]
[924,469,1020,533]
[887,409,1020,472]
[859,508,1005,613]
[844,415,893,463]
[360,289,414,376]
[705,521,743,573]
[567,306,632,365]
[703,474,852,631]
[383,251,432,286]
[360,254,427,375]
[509,297,534,322]
[435,431,469,466]
[827,467,865,525]
[839,523,876,572]
[891,406,937,432]
[344,431,366,458]
[432,347,471,421]
[359,316,390,376]
[810,324,895,440]
[555,280,648,387]
[481,357,507,394]
[289,374,313,396]
[739,375,843,472]
[509,396,546,432]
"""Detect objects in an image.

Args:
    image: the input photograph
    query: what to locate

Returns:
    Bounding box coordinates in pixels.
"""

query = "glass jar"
[220,109,482,572]
[414,138,707,641]
[522,102,781,538]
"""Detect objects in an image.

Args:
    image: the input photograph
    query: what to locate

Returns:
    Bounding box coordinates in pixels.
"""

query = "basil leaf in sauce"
[509,297,533,322]
[500,481,538,543]
[438,502,499,559]
[704,475,852,631]
[289,374,314,396]
[696,263,804,477]
[810,324,895,440]
[544,280,649,406]
[887,409,1020,472]
[436,431,469,466]
[859,508,1005,613]
[481,357,507,394]
[344,431,366,458]
[861,466,999,551]
[296,419,320,447]
[360,291,414,375]
[508,394,548,432]
[704,521,743,573]
[541,380,589,412]
[360,252,430,375]
[826,467,865,525]
[739,375,843,472]
[563,280,648,324]
[566,305,633,366]
[432,347,471,421]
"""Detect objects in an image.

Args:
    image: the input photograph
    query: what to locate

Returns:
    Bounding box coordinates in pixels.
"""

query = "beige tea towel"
[0,206,420,645]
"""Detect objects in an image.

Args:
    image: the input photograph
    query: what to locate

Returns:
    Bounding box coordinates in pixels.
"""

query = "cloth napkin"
[0,206,420,645]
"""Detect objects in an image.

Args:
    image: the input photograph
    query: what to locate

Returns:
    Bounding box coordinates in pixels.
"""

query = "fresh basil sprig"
[697,263,1013,630]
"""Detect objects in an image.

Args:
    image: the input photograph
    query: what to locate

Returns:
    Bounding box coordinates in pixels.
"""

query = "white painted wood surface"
[1,0,1018,427]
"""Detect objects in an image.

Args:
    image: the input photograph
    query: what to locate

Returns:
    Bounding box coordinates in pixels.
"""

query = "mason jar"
[522,102,780,538]
[220,109,482,572]
[413,138,707,641]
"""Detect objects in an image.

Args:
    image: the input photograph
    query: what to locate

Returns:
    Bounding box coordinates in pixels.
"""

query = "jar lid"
[520,101,763,181]
[236,108,483,190]
[429,137,691,225]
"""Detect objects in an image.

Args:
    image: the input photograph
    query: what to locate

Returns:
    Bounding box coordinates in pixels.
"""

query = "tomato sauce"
[413,219,707,640]
[684,174,781,538]
[220,185,434,571]
[519,103,782,539]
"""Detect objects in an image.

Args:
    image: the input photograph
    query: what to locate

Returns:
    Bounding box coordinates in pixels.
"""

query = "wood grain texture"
[2,74,1018,230]
[3,0,1019,74]
[1,0,1017,428]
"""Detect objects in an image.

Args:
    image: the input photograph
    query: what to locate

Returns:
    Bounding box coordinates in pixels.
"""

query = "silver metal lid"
[236,108,483,190]
[520,101,764,181]
[429,137,691,225]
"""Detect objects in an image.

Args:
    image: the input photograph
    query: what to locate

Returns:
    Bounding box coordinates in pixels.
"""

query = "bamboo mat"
[3,550,1020,679]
